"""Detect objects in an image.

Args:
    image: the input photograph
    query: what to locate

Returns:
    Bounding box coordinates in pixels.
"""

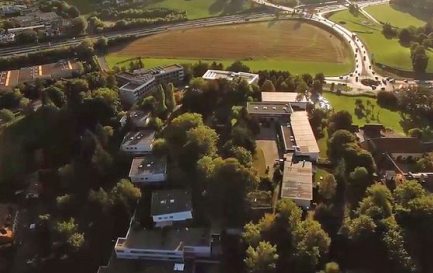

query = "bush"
[377,90,398,109]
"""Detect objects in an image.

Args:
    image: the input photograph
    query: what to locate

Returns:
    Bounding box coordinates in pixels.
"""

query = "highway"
[0,12,274,57]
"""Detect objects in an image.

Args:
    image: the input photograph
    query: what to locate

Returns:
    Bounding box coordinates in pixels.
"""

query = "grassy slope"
[106,55,353,76]
[364,3,426,28]
[329,10,433,72]
[323,92,404,134]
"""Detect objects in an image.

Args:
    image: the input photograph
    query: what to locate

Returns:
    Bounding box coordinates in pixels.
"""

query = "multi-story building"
[120,130,155,155]
[128,156,167,184]
[117,64,184,106]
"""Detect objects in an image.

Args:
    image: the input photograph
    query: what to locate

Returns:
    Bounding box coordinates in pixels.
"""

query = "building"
[0,60,82,90]
[120,110,151,129]
[288,111,320,161]
[9,11,64,29]
[281,160,313,209]
[261,92,309,110]
[151,190,193,227]
[246,102,293,121]
[202,70,259,85]
[117,64,184,106]
[129,156,167,184]
[120,130,155,154]
[0,4,28,16]
[0,32,15,44]
[363,137,426,162]
[114,227,213,261]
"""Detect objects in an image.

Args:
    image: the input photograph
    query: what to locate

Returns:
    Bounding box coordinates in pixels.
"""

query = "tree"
[67,16,88,36]
[55,218,78,238]
[319,174,337,200]
[110,179,141,212]
[154,85,167,115]
[293,219,331,272]
[320,262,340,273]
[0,109,15,123]
[16,29,37,44]
[357,184,393,221]
[243,222,261,246]
[399,28,412,45]
[92,87,120,110]
[68,6,80,18]
[227,60,250,72]
[88,187,112,213]
[165,112,203,148]
[261,80,276,92]
[44,86,66,108]
[327,129,356,163]
[75,39,94,59]
[328,110,353,135]
[184,125,218,159]
[94,37,108,53]
[343,214,376,241]
[226,146,253,167]
[412,45,429,73]
[244,241,278,273]
[67,232,85,252]
[164,83,177,112]
[394,180,426,206]
[347,167,372,206]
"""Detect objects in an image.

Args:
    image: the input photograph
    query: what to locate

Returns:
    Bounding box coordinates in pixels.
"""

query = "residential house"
[129,156,167,184]
[151,190,193,227]
[120,130,155,155]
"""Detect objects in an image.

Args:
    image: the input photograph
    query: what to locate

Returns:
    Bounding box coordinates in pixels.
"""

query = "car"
[404,79,409,83]
[371,85,377,90]
[339,76,344,80]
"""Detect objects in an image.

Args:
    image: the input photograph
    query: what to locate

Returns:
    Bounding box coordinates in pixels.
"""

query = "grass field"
[329,10,433,72]
[67,0,249,19]
[107,20,354,75]
[323,92,404,134]
[253,148,267,177]
[364,3,426,28]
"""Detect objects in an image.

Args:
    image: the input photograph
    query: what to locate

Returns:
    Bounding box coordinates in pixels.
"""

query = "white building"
[202,70,259,85]
[281,160,313,209]
[151,190,193,227]
[129,156,167,184]
[0,33,15,44]
[261,92,310,110]
[120,110,151,129]
[120,130,155,154]
[114,227,212,261]
[117,64,184,106]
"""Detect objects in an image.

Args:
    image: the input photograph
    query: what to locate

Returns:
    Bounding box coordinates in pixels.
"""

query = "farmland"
[106,20,354,75]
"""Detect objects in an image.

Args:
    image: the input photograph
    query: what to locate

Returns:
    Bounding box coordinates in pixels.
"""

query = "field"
[364,3,426,28]
[329,10,433,72]
[67,0,249,19]
[107,20,354,75]
[323,92,404,134]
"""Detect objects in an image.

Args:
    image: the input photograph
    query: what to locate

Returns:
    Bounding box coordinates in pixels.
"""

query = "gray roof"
[129,156,166,177]
[281,160,313,201]
[151,190,192,216]
[247,102,293,116]
[116,227,210,251]
[121,130,155,147]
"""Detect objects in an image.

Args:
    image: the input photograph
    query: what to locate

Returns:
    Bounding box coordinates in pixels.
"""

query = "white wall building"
[120,130,155,154]
[129,156,167,184]
[151,190,193,227]
[202,70,259,85]
[261,92,310,110]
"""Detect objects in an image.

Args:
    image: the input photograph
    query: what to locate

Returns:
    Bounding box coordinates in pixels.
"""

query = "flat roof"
[135,64,183,75]
[151,190,192,216]
[202,70,258,84]
[129,156,166,177]
[126,110,151,127]
[98,255,195,273]
[247,102,293,116]
[261,92,308,103]
[281,160,313,201]
[290,111,320,154]
[122,130,155,147]
[116,227,210,250]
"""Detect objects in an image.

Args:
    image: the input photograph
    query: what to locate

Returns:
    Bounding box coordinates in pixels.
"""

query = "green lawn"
[143,0,249,19]
[105,55,353,76]
[324,92,404,134]
[317,130,329,159]
[329,10,433,72]
[315,168,331,185]
[364,3,426,28]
